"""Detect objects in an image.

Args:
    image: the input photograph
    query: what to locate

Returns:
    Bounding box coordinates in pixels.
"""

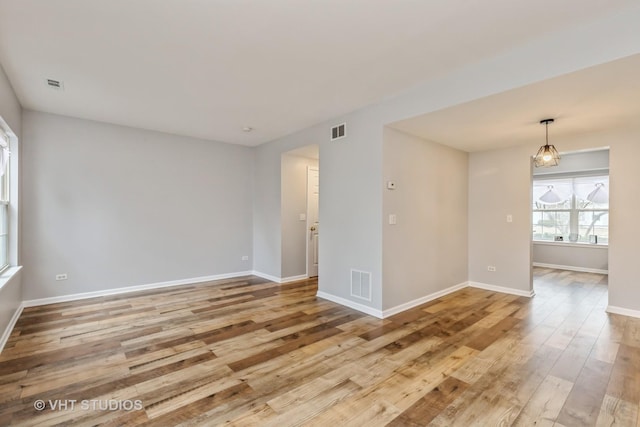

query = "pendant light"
[533,118,560,167]
[586,182,608,204]
[538,185,563,204]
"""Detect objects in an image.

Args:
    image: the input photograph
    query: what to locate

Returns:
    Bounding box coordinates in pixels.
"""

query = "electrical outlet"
[241,256,249,261]
[55,273,68,281]
[487,266,496,272]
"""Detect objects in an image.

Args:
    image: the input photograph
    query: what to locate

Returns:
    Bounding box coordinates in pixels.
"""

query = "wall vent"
[351,269,371,301]
[46,79,64,90]
[331,123,346,141]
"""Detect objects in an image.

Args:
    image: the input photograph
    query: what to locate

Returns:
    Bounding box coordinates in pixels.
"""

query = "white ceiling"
[389,54,640,152]
[0,1,637,147]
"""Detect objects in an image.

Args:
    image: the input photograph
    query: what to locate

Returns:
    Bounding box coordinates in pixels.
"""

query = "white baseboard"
[252,271,309,284]
[468,281,535,298]
[0,304,24,353]
[280,274,309,283]
[23,271,255,308]
[22,270,310,309]
[251,271,281,283]
[317,281,469,319]
[316,291,383,319]
[606,305,640,319]
[382,282,469,318]
[533,262,608,275]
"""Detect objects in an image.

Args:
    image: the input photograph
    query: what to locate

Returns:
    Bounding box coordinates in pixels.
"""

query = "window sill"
[533,241,608,249]
[0,266,22,292]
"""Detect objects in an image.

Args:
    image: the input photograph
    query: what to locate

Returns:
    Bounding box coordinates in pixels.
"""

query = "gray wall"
[608,136,640,311]
[469,125,640,311]
[0,63,22,348]
[0,64,21,138]
[468,145,534,293]
[281,153,318,279]
[21,111,254,300]
[533,149,609,177]
[253,111,384,310]
[0,269,22,348]
[383,128,468,310]
[533,243,608,272]
[254,14,639,312]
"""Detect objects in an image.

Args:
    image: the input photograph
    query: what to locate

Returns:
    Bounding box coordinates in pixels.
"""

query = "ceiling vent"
[46,79,64,90]
[331,123,346,141]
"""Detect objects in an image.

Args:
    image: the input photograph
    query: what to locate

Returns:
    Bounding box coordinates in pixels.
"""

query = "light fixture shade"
[538,185,563,204]
[586,183,608,204]
[533,144,560,167]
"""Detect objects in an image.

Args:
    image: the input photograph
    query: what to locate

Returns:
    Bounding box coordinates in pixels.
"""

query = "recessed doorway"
[280,144,319,280]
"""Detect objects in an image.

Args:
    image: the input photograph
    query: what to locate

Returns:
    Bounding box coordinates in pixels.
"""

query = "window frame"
[0,129,9,273]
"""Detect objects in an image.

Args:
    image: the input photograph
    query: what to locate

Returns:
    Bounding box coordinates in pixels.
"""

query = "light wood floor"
[0,268,638,426]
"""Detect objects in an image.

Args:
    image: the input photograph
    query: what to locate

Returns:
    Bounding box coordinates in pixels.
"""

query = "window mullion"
[570,192,579,240]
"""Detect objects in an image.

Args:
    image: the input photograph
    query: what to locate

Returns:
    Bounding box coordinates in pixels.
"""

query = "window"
[532,175,609,244]
[0,129,9,272]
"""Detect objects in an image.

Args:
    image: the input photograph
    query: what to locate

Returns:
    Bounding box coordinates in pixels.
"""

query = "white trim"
[0,266,22,292]
[0,303,23,353]
[533,241,608,249]
[468,281,535,298]
[251,271,309,284]
[280,274,308,283]
[606,305,640,319]
[318,281,536,319]
[251,271,282,283]
[532,262,608,275]
[22,271,254,307]
[382,282,469,318]
[316,291,383,319]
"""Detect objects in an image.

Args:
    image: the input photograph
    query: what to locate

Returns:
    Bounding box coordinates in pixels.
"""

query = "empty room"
[1,1,640,426]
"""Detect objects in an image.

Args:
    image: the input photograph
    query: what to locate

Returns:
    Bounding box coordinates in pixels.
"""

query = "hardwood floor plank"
[595,394,639,427]
[0,269,636,426]
[513,374,574,426]
[556,357,614,426]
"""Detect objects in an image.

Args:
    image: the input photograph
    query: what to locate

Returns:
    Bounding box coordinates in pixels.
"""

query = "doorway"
[280,144,319,280]
[307,166,319,277]
[531,148,610,294]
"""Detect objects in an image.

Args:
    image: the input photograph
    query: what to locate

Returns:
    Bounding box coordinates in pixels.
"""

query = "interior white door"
[307,167,319,277]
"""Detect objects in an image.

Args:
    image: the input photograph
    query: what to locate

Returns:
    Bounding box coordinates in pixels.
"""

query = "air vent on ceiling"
[46,79,64,90]
[331,123,346,141]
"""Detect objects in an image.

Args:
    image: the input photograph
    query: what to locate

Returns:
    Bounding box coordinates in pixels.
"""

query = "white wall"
[281,153,318,278]
[383,128,468,310]
[21,111,254,300]
[469,125,640,312]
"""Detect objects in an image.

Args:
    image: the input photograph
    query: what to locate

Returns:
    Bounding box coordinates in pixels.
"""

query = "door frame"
[306,166,319,278]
